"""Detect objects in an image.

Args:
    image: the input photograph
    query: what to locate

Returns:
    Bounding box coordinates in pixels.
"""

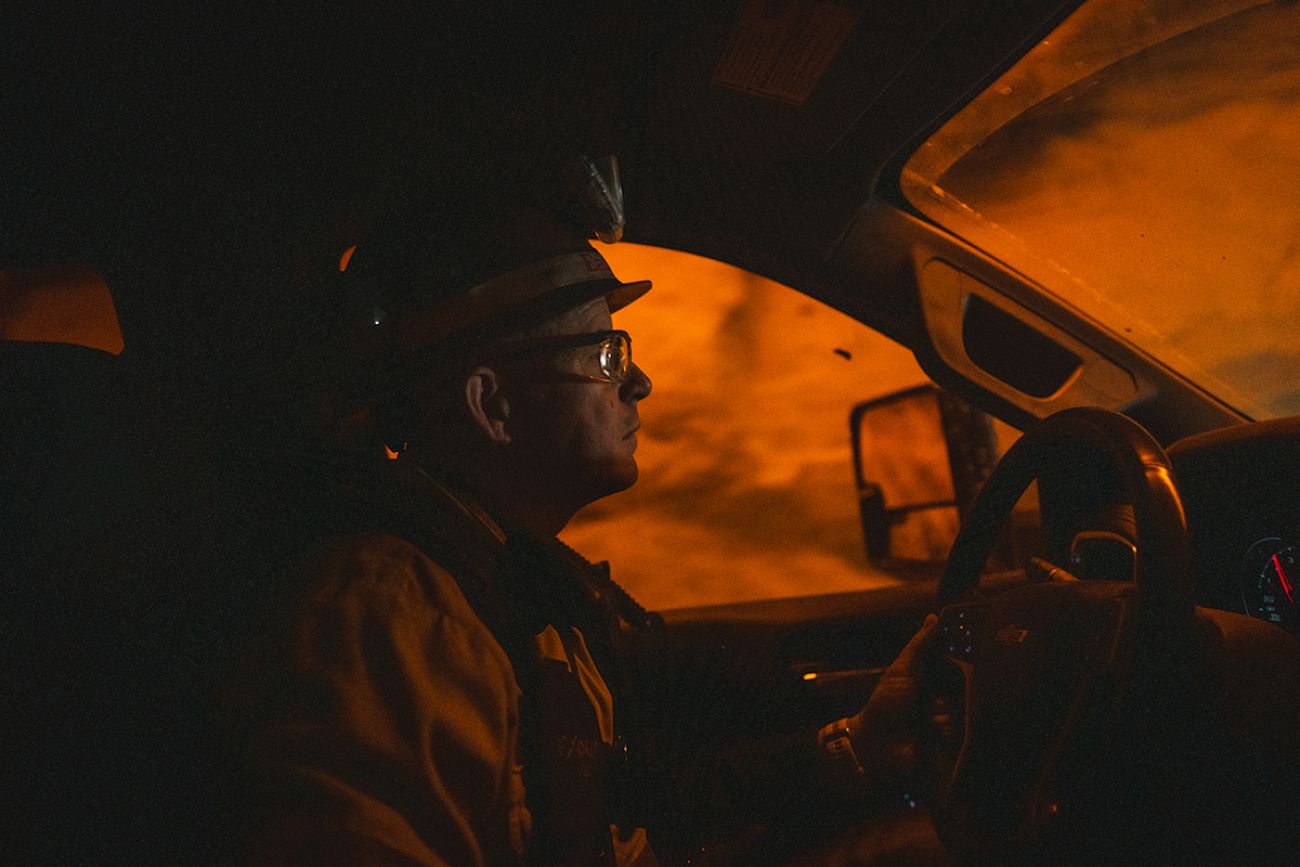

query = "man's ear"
[465,366,511,445]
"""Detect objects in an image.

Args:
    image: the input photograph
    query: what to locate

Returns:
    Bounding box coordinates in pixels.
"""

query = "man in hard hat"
[230,188,937,866]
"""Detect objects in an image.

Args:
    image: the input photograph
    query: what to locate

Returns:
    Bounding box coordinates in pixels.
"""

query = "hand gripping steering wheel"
[925,407,1195,863]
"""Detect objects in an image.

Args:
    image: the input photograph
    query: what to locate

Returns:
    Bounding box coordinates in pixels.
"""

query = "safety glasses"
[478,329,632,384]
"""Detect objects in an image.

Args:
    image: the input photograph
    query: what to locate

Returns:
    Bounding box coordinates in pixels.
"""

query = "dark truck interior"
[5,1,1300,864]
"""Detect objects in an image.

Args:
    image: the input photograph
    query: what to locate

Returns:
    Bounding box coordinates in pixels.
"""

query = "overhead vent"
[714,0,860,105]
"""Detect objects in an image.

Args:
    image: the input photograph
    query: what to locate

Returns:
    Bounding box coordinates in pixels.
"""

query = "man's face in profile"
[503,297,652,512]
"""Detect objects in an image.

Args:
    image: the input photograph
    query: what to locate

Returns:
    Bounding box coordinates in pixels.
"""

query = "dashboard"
[1168,416,1300,637]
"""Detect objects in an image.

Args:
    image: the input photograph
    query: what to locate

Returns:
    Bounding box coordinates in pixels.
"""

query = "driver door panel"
[629,580,941,861]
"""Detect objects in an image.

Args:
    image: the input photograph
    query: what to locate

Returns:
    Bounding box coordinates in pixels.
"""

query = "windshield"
[902,0,1300,419]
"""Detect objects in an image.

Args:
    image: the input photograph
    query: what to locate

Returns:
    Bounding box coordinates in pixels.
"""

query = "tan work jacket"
[238,472,655,865]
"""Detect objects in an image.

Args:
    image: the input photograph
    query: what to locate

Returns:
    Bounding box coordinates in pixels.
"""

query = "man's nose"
[621,362,652,403]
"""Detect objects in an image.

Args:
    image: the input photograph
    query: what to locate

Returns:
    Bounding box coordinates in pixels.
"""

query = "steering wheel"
[925,407,1195,863]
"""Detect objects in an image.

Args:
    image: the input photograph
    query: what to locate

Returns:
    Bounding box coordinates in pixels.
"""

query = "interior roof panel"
[5,0,1083,361]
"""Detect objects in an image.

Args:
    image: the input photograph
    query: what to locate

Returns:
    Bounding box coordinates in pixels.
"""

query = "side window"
[0,266,123,353]
[561,244,933,610]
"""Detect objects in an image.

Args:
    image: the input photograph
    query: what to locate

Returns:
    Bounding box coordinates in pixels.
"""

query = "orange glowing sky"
[561,243,931,611]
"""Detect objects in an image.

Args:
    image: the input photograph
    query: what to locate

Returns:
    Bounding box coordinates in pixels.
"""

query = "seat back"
[1,340,135,574]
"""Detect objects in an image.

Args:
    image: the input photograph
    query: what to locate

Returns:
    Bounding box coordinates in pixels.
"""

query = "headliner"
[4,0,1078,364]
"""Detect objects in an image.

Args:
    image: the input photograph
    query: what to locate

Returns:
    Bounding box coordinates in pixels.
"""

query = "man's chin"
[585,459,638,502]
[603,460,638,495]
[552,457,640,518]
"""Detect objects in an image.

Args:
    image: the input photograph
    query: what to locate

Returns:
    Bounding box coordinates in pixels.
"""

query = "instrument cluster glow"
[1241,537,1299,634]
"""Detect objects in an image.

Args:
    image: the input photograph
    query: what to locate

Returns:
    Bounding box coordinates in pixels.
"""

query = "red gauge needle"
[1272,553,1295,605]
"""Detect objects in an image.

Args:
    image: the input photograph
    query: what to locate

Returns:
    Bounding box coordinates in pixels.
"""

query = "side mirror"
[849,385,999,565]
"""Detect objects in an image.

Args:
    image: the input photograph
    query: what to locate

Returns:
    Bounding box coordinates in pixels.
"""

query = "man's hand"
[845,613,940,784]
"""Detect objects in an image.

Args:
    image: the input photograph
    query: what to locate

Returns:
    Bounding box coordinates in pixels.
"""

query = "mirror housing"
[850,385,998,564]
